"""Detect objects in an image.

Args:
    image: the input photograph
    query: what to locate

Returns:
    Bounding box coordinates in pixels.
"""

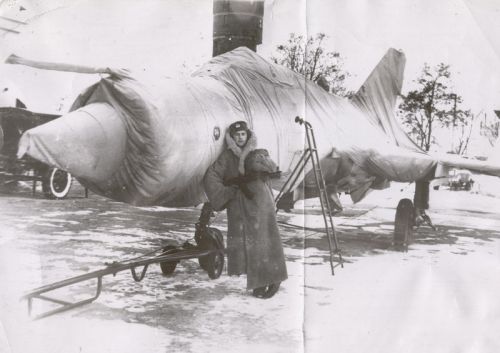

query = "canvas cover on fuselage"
[18,47,438,206]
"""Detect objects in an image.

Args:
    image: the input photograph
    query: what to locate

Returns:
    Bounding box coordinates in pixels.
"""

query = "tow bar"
[22,225,224,320]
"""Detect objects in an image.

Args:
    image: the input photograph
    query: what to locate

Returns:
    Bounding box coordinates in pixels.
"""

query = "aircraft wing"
[433,153,500,177]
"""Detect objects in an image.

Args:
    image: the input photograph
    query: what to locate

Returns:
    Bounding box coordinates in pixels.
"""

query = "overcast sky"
[1,0,499,117]
[260,0,500,113]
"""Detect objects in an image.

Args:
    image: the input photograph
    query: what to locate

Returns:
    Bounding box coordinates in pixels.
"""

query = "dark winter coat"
[203,131,288,290]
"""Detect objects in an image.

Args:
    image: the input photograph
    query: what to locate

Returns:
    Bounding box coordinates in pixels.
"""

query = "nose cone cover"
[18,102,127,182]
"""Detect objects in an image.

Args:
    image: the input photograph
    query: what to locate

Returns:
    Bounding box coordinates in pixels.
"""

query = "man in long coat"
[203,121,287,297]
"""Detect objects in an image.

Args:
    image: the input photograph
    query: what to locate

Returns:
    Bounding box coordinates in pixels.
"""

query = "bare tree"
[271,33,351,97]
[445,93,475,155]
[398,63,467,152]
[480,112,500,147]
[453,109,475,155]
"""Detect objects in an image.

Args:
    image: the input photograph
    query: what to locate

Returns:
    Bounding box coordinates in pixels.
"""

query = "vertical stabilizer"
[351,48,420,152]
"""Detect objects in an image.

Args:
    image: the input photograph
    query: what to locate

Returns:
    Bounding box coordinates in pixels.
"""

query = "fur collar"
[225,130,257,175]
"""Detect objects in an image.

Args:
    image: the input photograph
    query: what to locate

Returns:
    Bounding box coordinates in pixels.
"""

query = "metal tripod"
[275,116,344,275]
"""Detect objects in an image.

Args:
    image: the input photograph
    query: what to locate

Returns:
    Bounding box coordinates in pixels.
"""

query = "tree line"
[272,33,497,155]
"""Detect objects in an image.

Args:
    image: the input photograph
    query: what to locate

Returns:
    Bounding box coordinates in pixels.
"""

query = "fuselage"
[18,48,435,207]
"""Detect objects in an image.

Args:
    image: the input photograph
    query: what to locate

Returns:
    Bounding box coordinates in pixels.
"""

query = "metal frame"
[22,247,220,320]
[275,116,343,274]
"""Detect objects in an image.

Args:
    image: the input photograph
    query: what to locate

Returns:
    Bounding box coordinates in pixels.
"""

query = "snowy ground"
[0,181,500,353]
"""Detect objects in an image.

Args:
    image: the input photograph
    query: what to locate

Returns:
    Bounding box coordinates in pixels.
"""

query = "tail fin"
[351,48,419,151]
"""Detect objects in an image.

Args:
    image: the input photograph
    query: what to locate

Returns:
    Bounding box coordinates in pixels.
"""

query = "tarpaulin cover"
[17,47,500,206]
[192,48,438,201]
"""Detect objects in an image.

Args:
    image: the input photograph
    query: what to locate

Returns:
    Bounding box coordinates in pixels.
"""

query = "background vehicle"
[448,169,474,191]
[0,107,72,198]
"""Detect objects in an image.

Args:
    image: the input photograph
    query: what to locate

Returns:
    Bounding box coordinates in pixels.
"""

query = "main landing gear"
[393,181,437,250]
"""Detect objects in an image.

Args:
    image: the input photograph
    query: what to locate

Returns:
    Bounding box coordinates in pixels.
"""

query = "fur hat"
[228,121,249,136]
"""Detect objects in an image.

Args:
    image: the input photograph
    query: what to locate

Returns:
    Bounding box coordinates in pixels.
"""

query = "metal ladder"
[275,116,344,275]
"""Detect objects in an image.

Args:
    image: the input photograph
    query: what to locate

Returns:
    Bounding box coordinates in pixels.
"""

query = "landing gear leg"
[394,181,437,250]
[413,181,436,230]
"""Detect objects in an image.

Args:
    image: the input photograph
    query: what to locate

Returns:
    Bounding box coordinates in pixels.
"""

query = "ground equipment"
[0,107,73,198]
[22,210,224,320]
[274,116,344,275]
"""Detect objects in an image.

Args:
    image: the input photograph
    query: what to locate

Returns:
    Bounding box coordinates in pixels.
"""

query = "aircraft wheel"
[394,198,414,250]
[252,282,281,299]
[206,249,224,279]
[43,167,72,199]
[198,227,224,279]
[159,245,179,275]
